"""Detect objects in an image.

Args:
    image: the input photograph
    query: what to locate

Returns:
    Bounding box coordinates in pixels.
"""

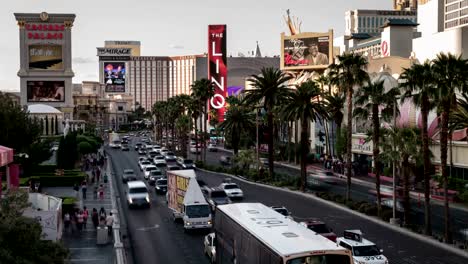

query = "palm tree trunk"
[288,121,293,163]
[324,121,331,157]
[194,116,198,162]
[345,87,353,201]
[372,105,382,216]
[232,129,239,155]
[295,120,299,164]
[336,120,342,158]
[421,100,432,236]
[300,118,309,192]
[267,111,275,179]
[402,159,411,226]
[440,107,452,243]
[204,103,208,163]
[330,120,335,157]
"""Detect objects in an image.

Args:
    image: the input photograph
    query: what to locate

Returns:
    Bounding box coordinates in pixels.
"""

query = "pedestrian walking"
[96,168,101,182]
[99,207,106,226]
[93,186,98,199]
[92,208,99,229]
[81,181,87,200]
[82,206,89,229]
[64,212,71,233]
[76,210,84,233]
[98,184,104,200]
[106,212,114,237]
[73,183,79,199]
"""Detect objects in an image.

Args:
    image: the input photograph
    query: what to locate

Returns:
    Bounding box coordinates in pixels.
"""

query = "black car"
[202,187,231,211]
[121,144,130,151]
[148,170,164,186]
[138,149,147,156]
[166,164,181,171]
[155,178,168,194]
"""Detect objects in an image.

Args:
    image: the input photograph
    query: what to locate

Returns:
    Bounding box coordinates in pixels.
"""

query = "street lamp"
[390,97,399,225]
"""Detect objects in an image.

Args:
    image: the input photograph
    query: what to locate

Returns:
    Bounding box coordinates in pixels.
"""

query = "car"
[164,151,177,162]
[134,145,139,151]
[380,198,404,213]
[110,143,121,149]
[308,171,338,185]
[160,149,169,157]
[176,157,195,169]
[219,156,231,166]
[300,219,337,242]
[259,157,269,167]
[143,165,158,180]
[271,206,293,220]
[202,187,231,211]
[207,143,218,152]
[126,181,150,208]
[190,146,202,154]
[219,182,244,199]
[197,179,207,188]
[155,178,168,194]
[148,170,164,186]
[153,155,167,167]
[204,233,216,263]
[166,164,181,171]
[337,230,388,264]
[121,144,130,151]
[122,169,137,183]
[147,150,159,159]
[139,160,152,171]
[138,149,147,156]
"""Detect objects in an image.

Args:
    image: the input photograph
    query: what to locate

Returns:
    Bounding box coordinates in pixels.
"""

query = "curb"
[197,168,468,259]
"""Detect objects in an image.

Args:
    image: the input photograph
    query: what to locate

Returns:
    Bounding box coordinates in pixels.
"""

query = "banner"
[27,81,65,102]
[104,62,126,93]
[208,25,227,122]
[29,45,63,70]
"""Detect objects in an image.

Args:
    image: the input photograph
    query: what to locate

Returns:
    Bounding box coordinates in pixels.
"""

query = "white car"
[204,233,216,263]
[153,155,167,167]
[207,143,217,152]
[164,151,177,162]
[143,165,158,180]
[219,182,243,199]
[139,160,152,171]
[337,230,388,264]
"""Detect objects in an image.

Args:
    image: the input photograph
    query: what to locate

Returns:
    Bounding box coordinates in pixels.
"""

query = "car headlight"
[185,221,191,226]
[128,198,133,204]
[145,195,150,202]
[207,220,212,225]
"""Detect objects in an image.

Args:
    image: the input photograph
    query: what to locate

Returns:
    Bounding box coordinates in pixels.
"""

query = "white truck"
[109,132,121,149]
[166,169,212,230]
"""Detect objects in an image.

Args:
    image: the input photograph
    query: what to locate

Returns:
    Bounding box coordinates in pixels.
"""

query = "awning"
[0,146,14,167]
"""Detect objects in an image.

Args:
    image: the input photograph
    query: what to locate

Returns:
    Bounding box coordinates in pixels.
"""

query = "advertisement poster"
[104,62,126,93]
[208,25,227,122]
[281,31,333,70]
[27,81,65,102]
[29,45,63,70]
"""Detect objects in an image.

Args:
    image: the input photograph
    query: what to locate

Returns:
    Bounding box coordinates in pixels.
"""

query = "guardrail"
[106,158,127,264]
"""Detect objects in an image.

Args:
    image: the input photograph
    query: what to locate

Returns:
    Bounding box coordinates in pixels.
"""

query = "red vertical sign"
[208,25,227,122]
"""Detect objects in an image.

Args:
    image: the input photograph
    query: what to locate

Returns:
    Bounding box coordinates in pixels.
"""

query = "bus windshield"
[186,204,210,218]
[286,254,351,264]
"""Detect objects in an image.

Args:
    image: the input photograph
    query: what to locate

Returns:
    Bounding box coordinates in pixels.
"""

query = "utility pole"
[390,98,400,225]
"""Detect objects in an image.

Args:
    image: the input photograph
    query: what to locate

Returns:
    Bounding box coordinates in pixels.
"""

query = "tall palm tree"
[353,80,400,216]
[449,94,468,132]
[432,53,468,243]
[316,74,332,154]
[176,114,191,158]
[329,53,369,200]
[324,92,345,156]
[152,101,167,144]
[245,67,293,179]
[218,103,255,155]
[399,62,437,235]
[191,79,215,163]
[281,80,328,192]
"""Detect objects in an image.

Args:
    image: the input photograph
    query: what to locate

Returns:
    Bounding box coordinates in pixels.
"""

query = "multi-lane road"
[107,141,468,264]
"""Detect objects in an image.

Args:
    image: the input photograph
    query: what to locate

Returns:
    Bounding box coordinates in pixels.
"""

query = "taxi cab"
[336,230,388,264]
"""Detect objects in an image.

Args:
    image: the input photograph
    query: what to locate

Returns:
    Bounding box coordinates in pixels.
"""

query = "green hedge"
[30,174,85,187]
[32,164,58,173]
[61,197,78,215]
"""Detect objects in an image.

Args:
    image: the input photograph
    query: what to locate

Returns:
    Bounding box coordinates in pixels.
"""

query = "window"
[462,0,468,8]
[446,3,460,12]
[446,11,460,20]
[460,16,468,25]
[118,106,123,111]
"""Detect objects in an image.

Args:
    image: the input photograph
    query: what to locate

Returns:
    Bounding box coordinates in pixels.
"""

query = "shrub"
[457,189,468,204]
[381,209,393,222]
[61,197,77,215]
[32,165,58,173]
[334,195,345,204]
[30,174,85,187]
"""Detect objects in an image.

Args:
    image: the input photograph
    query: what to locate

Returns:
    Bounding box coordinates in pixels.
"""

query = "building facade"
[444,0,468,30]
[14,12,76,120]
[345,9,417,35]
[394,0,418,10]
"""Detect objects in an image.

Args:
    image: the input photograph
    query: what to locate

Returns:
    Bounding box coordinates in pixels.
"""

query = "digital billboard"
[27,81,65,102]
[208,25,227,122]
[281,31,333,70]
[28,45,63,70]
[104,62,126,93]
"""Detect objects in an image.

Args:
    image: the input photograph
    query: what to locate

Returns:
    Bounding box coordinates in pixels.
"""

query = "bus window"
[286,255,351,264]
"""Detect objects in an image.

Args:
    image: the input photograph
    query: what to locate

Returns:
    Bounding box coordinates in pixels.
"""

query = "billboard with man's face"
[104,62,126,93]
[29,45,63,70]
[27,81,65,102]
[281,31,333,70]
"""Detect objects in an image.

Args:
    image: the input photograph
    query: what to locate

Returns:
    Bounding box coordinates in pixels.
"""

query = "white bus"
[214,203,353,264]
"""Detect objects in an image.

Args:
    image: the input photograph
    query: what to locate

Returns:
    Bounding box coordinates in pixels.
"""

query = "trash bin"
[96,226,108,245]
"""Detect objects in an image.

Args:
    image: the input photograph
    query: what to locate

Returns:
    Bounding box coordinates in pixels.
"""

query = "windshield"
[124,170,134,174]
[211,191,227,198]
[275,208,289,216]
[157,180,167,185]
[184,159,193,164]
[129,187,147,194]
[287,255,351,264]
[224,184,239,189]
[145,167,157,171]
[186,204,210,218]
[353,245,381,257]
[142,161,150,165]
[308,224,331,234]
[151,171,162,176]
[167,152,174,156]
[155,156,164,159]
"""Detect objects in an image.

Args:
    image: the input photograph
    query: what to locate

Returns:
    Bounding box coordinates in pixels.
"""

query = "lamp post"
[390,97,400,225]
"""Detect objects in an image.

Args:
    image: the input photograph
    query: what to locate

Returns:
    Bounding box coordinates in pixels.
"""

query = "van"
[126,181,150,208]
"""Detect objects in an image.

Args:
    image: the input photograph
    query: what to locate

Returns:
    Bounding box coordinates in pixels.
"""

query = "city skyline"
[0,0,391,91]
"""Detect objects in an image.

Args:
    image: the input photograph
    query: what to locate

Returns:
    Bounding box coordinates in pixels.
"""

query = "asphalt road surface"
[107,140,468,264]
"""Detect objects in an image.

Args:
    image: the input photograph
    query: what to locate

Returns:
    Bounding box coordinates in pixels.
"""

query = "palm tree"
[432,53,468,243]
[450,94,468,131]
[329,53,369,200]
[175,114,191,158]
[191,79,215,163]
[399,61,437,236]
[152,101,167,144]
[218,103,255,155]
[281,80,328,192]
[380,127,423,226]
[324,92,345,156]
[245,67,293,179]
[353,80,400,216]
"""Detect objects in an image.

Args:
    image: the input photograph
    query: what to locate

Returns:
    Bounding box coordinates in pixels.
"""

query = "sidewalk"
[43,170,115,264]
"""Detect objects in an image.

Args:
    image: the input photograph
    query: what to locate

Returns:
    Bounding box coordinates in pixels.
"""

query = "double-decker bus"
[214,203,353,264]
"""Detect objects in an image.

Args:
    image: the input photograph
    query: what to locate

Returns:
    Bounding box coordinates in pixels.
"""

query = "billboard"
[29,45,63,70]
[281,31,333,70]
[208,25,227,122]
[104,62,126,93]
[27,81,65,102]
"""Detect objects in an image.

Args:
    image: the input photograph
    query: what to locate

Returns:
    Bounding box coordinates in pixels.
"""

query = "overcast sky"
[0,0,391,91]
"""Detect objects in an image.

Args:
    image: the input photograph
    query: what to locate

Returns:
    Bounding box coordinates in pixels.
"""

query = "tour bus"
[214,203,353,264]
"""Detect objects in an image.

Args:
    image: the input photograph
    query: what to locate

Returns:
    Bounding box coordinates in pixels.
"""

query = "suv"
[155,178,168,194]
[153,155,167,167]
[300,219,337,241]
[122,169,137,183]
[176,157,195,169]
[126,181,150,208]
[202,187,231,211]
[148,170,164,186]
[143,165,158,180]
[337,230,388,264]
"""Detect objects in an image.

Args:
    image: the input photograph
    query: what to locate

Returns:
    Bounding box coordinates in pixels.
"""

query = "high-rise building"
[394,0,418,10]
[443,0,468,30]
[105,40,141,56]
[345,9,417,35]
